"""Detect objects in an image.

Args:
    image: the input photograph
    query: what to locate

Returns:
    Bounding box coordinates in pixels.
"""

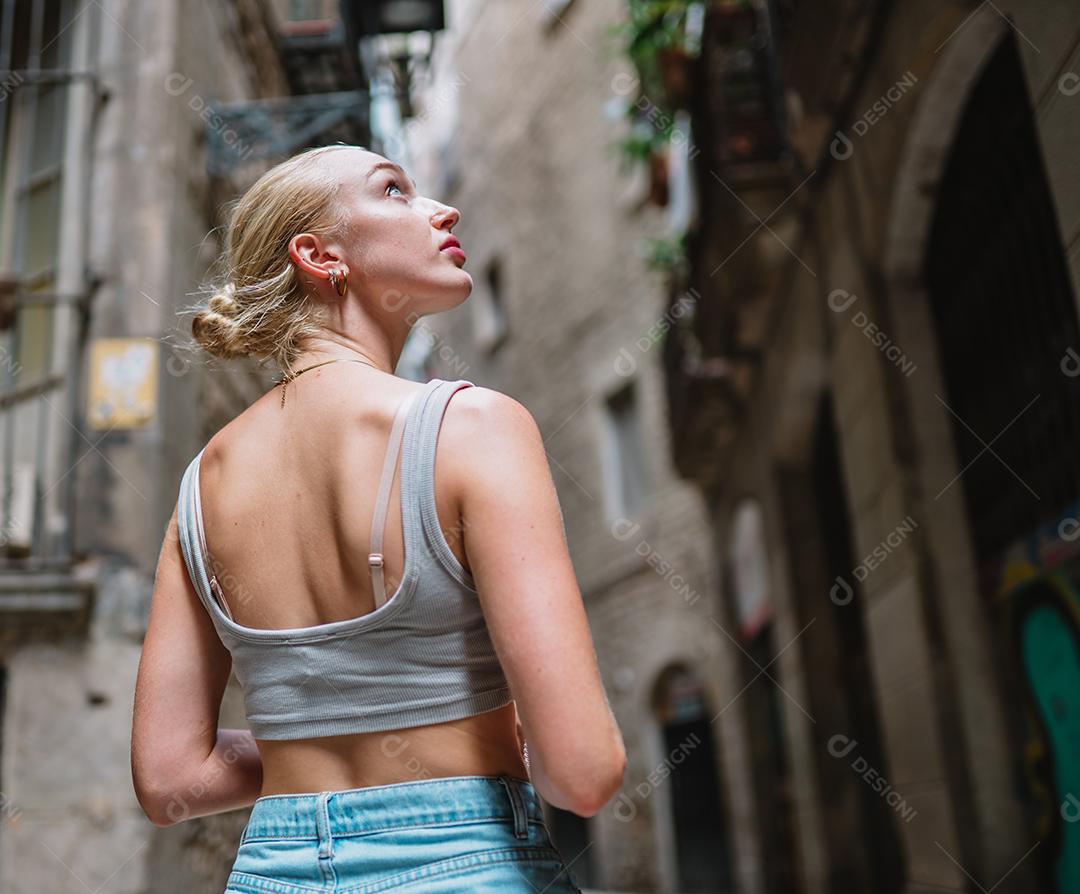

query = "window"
[0,0,72,386]
[288,0,321,20]
[600,379,649,519]
[0,0,88,565]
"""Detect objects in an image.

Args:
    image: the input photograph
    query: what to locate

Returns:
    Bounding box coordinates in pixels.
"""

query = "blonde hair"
[190,144,365,373]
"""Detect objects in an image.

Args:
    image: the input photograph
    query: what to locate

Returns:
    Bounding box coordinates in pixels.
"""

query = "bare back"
[196,365,526,794]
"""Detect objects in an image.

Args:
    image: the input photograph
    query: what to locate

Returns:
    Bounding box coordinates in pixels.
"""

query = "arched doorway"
[922,29,1080,893]
[651,664,735,892]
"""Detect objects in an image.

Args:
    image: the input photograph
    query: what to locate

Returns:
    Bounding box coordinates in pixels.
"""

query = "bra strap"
[370,389,420,607]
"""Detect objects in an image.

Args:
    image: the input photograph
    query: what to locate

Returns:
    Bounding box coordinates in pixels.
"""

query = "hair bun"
[192,144,351,368]
[207,281,239,316]
[192,281,249,359]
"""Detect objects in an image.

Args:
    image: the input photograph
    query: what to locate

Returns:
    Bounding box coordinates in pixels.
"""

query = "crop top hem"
[246,684,514,740]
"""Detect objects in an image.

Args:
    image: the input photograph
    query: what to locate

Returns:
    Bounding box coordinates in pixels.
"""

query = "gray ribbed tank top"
[176,377,513,740]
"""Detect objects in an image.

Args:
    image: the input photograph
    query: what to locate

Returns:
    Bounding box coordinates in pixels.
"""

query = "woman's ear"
[288,233,342,282]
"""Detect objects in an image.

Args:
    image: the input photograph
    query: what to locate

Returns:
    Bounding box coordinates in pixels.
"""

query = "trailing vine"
[608,0,702,171]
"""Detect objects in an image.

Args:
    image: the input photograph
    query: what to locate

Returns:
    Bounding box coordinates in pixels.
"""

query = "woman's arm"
[442,387,627,817]
[131,505,264,826]
[145,728,263,827]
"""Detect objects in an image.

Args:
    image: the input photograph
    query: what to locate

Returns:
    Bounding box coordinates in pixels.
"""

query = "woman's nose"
[432,204,460,229]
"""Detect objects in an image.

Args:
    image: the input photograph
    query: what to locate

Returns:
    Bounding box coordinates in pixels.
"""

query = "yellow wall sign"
[87,338,158,429]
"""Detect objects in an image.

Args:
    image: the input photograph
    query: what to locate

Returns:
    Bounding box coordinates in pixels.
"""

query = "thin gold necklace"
[275,357,380,407]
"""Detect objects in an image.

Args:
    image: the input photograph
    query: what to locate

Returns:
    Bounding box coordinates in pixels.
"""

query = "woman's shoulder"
[200,375,477,472]
[437,384,547,485]
[441,383,539,439]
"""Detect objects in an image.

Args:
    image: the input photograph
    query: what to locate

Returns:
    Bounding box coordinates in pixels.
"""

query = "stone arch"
[884,10,1009,281]
[880,6,1040,887]
[629,658,736,894]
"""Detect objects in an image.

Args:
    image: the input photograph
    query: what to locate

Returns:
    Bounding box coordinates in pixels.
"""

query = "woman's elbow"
[145,804,178,829]
[588,746,628,816]
[133,779,179,828]
[132,758,185,828]
[558,743,627,818]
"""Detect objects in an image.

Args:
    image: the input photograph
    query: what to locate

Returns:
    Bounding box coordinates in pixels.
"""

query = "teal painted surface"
[1021,603,1080,893]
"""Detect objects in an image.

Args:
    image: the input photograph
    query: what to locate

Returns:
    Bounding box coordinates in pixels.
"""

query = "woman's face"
[323,148,471,315]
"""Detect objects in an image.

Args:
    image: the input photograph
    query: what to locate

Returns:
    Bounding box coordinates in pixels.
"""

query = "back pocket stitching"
[337,846,569,894]
[225,869,328,894]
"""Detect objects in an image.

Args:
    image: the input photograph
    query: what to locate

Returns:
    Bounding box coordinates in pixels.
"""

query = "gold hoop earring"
[335,269,348,297]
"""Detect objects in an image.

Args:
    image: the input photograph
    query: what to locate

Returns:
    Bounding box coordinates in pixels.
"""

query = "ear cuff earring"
[328,268,348,296]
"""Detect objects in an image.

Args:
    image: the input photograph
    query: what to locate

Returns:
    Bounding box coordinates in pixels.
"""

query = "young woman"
[130,144,625,893]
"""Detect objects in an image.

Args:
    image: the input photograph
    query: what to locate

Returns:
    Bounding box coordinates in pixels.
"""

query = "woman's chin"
[415,275,472,314]
[445,271,473,302]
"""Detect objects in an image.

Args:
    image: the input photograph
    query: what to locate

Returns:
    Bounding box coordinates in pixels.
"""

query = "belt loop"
[316,791,335,860]
[498,775,530,839]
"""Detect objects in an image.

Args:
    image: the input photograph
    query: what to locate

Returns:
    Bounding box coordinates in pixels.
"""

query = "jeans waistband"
[241,774,543,847]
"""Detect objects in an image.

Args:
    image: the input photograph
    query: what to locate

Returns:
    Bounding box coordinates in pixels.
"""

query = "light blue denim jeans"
[224,774,585,893]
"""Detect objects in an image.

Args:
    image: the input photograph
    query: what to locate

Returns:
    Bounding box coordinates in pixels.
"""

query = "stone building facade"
[410,2,729,891]
[665,2,1080,894]
[5,0,1075,892]
[0,0,365,891]
[414,1,1080,893]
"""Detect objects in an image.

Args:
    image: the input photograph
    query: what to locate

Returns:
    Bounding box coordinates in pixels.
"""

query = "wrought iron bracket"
[205,89,370,177]
[0,68,110,105]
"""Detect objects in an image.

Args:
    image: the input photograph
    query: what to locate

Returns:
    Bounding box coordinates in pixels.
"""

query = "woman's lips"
[441,246,467,264]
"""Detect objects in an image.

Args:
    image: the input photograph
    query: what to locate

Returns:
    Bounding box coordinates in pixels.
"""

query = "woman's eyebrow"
[366,161,417,191]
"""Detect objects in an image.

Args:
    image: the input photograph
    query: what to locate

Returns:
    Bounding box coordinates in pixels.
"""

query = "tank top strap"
[400,378,476,558]
[176,378,473,626]
[176,447,223,623]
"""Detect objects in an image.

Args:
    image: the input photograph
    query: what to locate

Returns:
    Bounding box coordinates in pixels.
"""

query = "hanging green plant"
[605,0,703,204]
[643,231,690,282]
[615,115,669,172]
[609,0,700,112]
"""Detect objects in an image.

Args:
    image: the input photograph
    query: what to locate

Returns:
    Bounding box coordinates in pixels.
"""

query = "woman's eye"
[387,180,405,197]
